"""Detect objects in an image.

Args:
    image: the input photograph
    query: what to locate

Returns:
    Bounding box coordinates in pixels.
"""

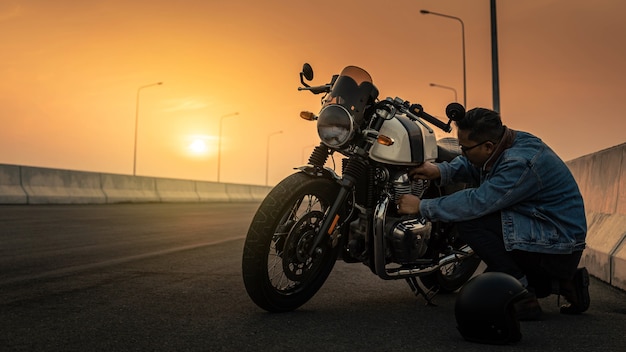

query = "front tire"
[242,172,341,312]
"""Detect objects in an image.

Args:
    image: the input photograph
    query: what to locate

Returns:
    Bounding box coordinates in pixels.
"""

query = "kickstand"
[406,277,439,306]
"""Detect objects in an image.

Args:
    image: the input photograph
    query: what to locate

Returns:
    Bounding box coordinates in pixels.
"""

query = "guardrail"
[0,164,271,204]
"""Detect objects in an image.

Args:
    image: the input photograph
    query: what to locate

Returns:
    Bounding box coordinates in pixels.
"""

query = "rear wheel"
[242,172,341,312]
[419,227,481,293]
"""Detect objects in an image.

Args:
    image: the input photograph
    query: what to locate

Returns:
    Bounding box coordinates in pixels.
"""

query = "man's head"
[455,108,505,168]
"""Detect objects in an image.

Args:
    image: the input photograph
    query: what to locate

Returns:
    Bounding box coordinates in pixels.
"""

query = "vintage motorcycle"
[242,63,481,312]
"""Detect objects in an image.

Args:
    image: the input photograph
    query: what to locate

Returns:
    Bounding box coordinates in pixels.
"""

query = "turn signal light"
[300,111,317,121]
[377,135,394,146]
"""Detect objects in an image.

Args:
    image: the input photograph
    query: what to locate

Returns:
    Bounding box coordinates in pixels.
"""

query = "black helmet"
[455,272,528,345]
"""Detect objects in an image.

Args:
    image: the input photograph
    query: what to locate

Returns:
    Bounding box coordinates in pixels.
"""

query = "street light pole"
[265,130,283,186]
[133,81,163,176]
[491,0,501,112]
[429,82,458,102]
[217,112,239,183]
[420,9,466,108]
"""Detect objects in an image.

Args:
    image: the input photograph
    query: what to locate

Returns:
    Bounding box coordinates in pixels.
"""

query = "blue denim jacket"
[420,131,587,254]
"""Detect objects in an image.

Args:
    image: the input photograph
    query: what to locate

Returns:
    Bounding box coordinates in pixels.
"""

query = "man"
[396,107,589,319]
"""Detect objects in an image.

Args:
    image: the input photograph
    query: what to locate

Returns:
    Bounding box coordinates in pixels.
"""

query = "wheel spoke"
[266,194,328,293]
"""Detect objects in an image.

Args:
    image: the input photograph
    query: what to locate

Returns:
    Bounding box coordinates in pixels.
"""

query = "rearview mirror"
[302,63,314,81]
[446,103,466,121]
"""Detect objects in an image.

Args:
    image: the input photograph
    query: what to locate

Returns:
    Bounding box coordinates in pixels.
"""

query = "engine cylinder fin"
[411,179,429,198]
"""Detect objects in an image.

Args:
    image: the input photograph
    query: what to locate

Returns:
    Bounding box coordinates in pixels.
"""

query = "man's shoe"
[514,291,543,321]
[559,267,590,314]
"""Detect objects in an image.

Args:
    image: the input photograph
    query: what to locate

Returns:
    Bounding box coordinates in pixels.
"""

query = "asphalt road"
[1,203,625,352]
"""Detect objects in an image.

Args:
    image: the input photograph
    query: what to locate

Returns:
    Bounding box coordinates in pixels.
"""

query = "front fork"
[308,175,357,256]
[307,156,367,256]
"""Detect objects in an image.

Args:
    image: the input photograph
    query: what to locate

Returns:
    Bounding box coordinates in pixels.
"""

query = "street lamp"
[133,81,163,176]
[429,82,458,102]
[217,112,239,183]
[265,130,283,186]
[420,9,466,107]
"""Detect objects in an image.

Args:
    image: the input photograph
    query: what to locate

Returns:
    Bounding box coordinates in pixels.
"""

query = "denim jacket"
[420,131,587,254]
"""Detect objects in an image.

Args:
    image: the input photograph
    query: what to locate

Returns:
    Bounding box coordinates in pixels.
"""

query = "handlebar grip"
[310,85,330,94]
[298,84,332,95]
[410,104,452,133]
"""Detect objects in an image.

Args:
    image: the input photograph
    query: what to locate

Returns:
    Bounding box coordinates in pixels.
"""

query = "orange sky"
[1,0,625,186]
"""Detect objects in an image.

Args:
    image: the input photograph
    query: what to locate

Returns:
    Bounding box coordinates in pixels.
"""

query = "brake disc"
[281,211,325,281]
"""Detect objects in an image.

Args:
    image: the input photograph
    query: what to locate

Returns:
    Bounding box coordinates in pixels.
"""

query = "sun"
[188,138,208,154]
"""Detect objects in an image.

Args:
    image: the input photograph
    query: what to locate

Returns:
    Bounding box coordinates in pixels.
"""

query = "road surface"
[1,203,625,351]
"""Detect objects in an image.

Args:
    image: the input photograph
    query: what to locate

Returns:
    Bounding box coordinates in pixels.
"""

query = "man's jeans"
[457,211,583,297]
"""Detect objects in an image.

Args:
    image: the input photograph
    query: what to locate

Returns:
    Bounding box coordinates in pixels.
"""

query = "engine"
[346,169,434,265]
[390,171,429,204]
[386,216,432,264]
[384,171,433,264]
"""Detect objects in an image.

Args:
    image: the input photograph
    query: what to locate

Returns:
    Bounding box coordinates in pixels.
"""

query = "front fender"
[295,165,341,181]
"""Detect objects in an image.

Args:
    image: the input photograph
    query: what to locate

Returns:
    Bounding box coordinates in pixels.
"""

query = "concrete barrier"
[567,142,626,291]
[196,181,230,202]
[101,174,159,203]
[0,163,269,205]
[225,184,253,202]
[249,184,271,201]
[581,213,625,284]
[20,166,106,204]
[0,164,27,204]
[156,178,199,202]
[614,238,626,290]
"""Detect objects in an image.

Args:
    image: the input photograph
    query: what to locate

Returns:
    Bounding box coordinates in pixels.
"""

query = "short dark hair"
[455,107,504,142]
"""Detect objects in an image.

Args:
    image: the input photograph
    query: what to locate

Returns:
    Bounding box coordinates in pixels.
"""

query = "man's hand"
[396,194,421,215]
[408,162,441,181]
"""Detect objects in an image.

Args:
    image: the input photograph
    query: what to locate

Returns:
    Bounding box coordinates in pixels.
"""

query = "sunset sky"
[1,0,624,186]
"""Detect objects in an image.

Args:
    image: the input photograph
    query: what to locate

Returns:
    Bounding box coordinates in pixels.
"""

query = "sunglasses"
[460,140,491,153]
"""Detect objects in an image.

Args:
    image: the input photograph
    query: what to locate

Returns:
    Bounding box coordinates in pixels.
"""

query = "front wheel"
[242,172,341,312]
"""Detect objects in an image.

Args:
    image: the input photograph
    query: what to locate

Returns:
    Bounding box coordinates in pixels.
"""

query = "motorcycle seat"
[437,138,462,163]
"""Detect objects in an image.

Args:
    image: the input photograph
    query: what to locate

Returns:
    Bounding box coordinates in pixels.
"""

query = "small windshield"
[338,66,372,87]
[322,66,378,125]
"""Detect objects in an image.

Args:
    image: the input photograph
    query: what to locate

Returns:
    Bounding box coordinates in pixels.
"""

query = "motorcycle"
[242,63,481,312]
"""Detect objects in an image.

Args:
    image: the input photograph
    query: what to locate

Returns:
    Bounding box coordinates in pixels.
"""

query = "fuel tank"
[370,115,438,165]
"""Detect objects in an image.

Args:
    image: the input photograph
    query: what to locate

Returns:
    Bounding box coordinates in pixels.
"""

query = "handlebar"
[409,103,452,133]
[297,84,332,95]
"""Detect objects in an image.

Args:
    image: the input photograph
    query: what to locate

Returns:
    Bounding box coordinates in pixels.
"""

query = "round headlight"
[317,104,354,148]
